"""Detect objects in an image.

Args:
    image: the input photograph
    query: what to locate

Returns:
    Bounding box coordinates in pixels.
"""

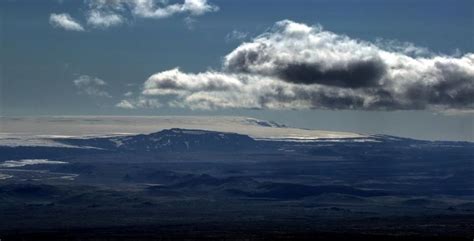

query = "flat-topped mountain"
[114,128,257,152]
[55,128,258,152]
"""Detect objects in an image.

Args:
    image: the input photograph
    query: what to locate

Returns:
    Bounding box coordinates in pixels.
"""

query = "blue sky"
[1,0,473,140]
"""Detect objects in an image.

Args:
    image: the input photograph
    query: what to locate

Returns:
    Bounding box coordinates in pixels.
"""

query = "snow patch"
[0,173,13,180]
[0,159,68,168]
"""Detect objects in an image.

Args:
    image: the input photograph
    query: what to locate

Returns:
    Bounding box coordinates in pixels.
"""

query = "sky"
[0,0,473,141]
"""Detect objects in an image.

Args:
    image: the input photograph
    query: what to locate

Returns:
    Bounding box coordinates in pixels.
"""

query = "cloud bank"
[73,75,111,97]
[50,0,218,30]
[119,20,474,111]
[49,13,85,31]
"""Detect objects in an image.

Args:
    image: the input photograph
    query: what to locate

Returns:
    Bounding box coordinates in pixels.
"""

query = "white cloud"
[73,75,112,97]
[51,0,218,31]
[49,13,85,31]
[130,0,218,18]
[86,10,124,28]
[116,98,162,109]
[181,0,219,15]
[118,20,474,111]
[116,100,136,109]
[142,68,244,96]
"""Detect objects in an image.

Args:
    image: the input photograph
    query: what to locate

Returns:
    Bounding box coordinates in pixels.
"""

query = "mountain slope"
[57,128,258,152]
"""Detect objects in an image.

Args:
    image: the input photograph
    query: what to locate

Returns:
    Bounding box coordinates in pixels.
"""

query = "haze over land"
[1,115,473,142]
[0,116,364,139]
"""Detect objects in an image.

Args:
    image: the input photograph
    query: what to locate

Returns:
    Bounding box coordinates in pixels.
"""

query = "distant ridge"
[55,128,258,152]
[115,128,257,152]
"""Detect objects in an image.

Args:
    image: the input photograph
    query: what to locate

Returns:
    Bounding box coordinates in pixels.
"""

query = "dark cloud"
[276,60,386,88]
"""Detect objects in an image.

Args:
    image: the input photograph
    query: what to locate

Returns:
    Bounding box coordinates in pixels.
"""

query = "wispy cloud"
[119,20,474,111]
[73,75,112,98]
[116,100,136,109]
[129,0,219,19]
[50,0,219,31]
[225,30,249,42]
[86,10,125,29]
[49,13,85,31]
[183,17,197,30]
[116,98,162,109]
